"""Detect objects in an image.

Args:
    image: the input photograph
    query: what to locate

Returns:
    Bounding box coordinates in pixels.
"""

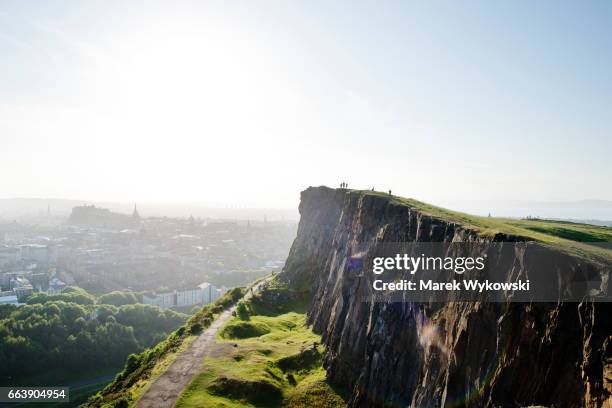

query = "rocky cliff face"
[280,186,611,408]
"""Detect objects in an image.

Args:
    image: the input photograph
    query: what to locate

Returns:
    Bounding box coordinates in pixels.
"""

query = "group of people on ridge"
[340,182,392,196]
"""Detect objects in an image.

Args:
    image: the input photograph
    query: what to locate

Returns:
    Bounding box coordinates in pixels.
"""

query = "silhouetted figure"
[371,187,374,191]
[388,190,392,195]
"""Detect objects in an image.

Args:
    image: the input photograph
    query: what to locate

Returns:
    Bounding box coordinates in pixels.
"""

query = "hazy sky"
[1,1,611,209]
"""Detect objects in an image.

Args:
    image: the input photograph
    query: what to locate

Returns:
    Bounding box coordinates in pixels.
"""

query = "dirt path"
[135,280,267,408]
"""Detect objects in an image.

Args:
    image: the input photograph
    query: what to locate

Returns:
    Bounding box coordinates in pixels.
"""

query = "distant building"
[30,273,50,291]
[199,282,224,304]
[0,291,18,305]
[10,277,33,300]
[1,272,24,291]
[143,291,175,308]
[143,282,225,309]
[0,246,20,267]
[20,244,51,263]
[68,205,137,229]
[175,287,202,307]
[47,277,67,295]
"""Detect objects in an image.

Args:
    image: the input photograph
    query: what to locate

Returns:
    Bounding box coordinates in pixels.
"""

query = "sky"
[1,1,611,210]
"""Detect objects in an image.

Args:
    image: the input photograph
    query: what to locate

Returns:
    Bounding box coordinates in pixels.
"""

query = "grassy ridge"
[174,279,346,408]
[357,190,612,263]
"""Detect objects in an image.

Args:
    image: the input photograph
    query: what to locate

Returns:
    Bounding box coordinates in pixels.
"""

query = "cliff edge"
[279,186,612,408]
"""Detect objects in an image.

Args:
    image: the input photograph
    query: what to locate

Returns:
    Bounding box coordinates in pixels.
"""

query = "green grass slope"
[356,189,612,263]
[174,279,347,408]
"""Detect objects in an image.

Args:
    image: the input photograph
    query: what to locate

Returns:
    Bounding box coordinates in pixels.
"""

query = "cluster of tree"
[26,286,96,305]
[97,291,141,306]
[0,289,187,385]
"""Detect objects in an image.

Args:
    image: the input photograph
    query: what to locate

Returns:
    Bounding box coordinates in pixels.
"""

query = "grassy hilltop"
[354,189,612,263]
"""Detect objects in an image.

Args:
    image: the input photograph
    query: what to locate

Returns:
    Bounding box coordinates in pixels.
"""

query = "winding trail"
[135,279,268,408]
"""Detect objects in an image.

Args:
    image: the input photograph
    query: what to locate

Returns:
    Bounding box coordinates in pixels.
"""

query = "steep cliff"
[280,186,612,408]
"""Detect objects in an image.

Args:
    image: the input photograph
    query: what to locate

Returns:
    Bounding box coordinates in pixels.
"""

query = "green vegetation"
[0,287,187,387]
[98,291,140,306]
[220,321,271,339]
[358,189,612,263]
[26,286,96,305]
[514,219,612,242]
[68,380,114,408]
[174,280,346,408]
[83,287,244,407]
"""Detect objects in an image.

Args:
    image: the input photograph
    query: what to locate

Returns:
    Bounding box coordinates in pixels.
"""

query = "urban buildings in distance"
[0,203,296,306]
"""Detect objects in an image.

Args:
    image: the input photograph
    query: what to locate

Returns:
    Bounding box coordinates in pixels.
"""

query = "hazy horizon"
[1,1,611,208]
[2,194,612,222]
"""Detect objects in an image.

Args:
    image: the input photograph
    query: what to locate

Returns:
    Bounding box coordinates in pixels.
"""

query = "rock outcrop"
[280,186,611,408]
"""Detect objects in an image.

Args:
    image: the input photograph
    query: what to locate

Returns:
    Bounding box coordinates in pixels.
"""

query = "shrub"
[190,323,203,334]
[286,373,296,385]
[124,354,141,375]
[208,377,282,404]
[236,302,249,320]
[113,397,129,408]
[220,321,270,339]
[98,291,139,306]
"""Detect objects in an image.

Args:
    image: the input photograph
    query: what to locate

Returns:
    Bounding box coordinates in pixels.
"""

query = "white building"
[143,291,175,308]
[0,292,18,305]
[199,282,224,304]
[10,277,33,300]
[47,277,67,295]
[176,288,203,307]
[143,282,224,309]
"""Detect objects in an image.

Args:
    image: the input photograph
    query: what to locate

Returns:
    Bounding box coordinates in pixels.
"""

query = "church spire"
[132,203,140,219]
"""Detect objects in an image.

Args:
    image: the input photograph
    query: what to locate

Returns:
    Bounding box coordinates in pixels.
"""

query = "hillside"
[84,186,611,407]
[279,186,611,407]
[86,278,344,407]
[175,279,346,407]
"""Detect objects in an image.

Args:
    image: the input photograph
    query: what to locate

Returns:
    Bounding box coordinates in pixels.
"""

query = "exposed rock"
[280,186,612,408]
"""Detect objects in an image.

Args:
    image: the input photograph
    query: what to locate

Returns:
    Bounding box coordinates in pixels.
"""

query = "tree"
[98,291,139,306]
[0,292,187,384]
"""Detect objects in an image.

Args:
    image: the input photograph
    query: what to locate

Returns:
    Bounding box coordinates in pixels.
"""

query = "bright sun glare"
[63,15,311,206]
